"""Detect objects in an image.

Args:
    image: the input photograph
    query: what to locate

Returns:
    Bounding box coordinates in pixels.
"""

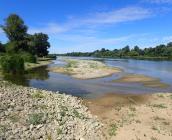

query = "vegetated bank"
[0,14,56,74]
[60,42,172,60]
[0,81,103,140]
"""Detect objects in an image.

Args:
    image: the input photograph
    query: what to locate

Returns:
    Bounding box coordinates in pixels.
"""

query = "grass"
[31,91,44,99]
[129,106,136,112]
[153,116,165,121]
[57,128,62,135]
[108,124,118,136]
[152,104,167,109]
[0,124,8,135]
[151,137,158,140]
[8,113,19,123]
[28,113,45,125]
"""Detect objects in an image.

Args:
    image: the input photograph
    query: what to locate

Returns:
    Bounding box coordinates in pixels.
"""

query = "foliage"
[0,14,50,57]
[28,33,50,57]
[46,54,57,59]
[20,52,37,63]
[28,113,45,125]
[1,14,27,41]
[63,42,172,59]
[0,42,5,53]
[0,54,24,74]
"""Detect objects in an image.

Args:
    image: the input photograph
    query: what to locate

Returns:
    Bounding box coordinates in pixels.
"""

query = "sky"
[0,0,172,53]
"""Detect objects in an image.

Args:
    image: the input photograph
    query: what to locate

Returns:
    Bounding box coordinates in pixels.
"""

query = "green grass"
[108,124,118,136]
[31,92,44,99]
[8,114,19,123]
[28,113,45,125]
[152,104,167,109]
[57,128,62,135]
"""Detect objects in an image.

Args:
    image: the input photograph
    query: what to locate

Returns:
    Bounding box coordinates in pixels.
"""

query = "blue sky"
[0,0,172,53]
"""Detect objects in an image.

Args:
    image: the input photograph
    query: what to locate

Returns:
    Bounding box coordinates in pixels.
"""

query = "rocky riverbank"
[0,81,103,140]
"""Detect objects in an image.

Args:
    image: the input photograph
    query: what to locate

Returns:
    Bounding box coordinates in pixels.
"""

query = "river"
[2,57,172,99]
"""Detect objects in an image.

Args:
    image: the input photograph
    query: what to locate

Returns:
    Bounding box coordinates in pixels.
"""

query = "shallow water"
[2,57,172,99]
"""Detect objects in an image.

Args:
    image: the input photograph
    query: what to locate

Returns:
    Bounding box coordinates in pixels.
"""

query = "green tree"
[1,14,27,41]
[29,33,50,57]
[0,42,5,52]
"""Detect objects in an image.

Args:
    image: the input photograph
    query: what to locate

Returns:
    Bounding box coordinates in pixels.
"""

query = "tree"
[29,33,50,57]
[0,42,5,52]
[1,14,27,41]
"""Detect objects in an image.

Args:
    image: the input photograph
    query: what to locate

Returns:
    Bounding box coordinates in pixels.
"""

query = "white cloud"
[81,7,152,25]
[29,23,67,34]
[29,6,153,35]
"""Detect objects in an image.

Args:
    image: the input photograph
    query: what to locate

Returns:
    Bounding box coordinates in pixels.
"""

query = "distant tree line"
[0,14,51,74]
[63,43,172,59]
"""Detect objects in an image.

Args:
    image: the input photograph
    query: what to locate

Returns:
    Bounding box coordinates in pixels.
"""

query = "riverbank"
[25,60,52,71]
[0,81,103,140]
[84,93,172,140]
[48,58,121,79]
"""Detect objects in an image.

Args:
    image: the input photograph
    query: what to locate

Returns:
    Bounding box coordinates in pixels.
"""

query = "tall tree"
[0,42,5,52]
[1,14,27,41]
[29,33,50,57]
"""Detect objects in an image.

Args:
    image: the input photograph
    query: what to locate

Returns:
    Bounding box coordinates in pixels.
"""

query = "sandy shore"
[84,93,172,140]
[113,74,169,88]
[48,59,121,79]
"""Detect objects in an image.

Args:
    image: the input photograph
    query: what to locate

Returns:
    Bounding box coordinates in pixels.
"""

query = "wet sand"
[113,74,169,88]
[84,93,172,140]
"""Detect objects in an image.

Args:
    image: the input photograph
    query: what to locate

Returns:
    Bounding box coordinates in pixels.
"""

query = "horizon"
[0,0,172,53]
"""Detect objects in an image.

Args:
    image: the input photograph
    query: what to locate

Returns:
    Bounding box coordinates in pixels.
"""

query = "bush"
[0,54,24,74]
[20,52,37,63]
[46,54,57,60]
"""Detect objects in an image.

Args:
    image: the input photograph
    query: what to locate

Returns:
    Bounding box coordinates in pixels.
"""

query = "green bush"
[0,54,24,74]
[20,52,37,63]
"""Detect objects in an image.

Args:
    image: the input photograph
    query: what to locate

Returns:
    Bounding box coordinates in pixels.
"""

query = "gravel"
[0,81,103,140]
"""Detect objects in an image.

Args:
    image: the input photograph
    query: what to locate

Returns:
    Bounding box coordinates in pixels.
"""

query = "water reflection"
[3,65,49,86]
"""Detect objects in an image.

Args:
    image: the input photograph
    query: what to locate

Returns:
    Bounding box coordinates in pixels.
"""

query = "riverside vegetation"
[0,14,55,74]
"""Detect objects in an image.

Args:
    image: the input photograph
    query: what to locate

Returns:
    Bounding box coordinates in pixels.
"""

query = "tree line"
[63,43,172,59]
[0,14,51,74]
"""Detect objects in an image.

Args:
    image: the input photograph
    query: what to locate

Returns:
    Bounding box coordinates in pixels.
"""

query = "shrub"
[20,52,37,63]
[46,54,57,60]
[0,54,24,74]
[28,113,45,125]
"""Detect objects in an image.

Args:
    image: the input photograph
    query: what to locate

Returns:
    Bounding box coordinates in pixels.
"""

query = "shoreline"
[25,60,53,71]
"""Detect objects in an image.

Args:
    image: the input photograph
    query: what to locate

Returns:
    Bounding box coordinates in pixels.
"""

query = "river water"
[3,57,172,99]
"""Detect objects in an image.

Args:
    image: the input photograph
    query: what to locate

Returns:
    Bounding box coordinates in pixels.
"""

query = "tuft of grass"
[129,106,136,112]
[0,124,8,135]
[8,113,19,123]
[108,124,118,136]
[152,104,167,109]
[28,113,45,125]
[162,121,170,125]
[153,116,165,121]
[135,120,141,124]
[57,128,62,135]
[157,94,164,98]
[31,92,44,99]
[151,137,157,140]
